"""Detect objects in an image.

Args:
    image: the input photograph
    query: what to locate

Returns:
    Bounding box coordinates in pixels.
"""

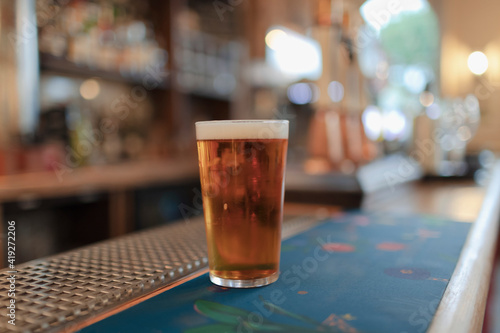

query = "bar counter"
[0,162,499,333]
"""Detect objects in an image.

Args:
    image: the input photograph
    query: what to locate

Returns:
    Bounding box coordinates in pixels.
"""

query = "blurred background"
[0,0,497,265]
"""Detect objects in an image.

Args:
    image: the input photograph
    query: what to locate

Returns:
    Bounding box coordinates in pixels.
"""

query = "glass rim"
[195,119,288,140]
[195,119,289,126]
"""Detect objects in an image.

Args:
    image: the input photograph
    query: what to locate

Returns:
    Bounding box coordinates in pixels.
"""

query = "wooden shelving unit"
[40,53,169,89]
[0,158,198,203]
[1,0,251,266]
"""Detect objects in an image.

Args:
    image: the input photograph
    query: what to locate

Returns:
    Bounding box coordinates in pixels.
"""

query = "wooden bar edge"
[428,161,500,333]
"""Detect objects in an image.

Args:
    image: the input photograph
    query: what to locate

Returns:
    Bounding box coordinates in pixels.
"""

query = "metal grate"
[0,217,208,333]
[0,214,322,333]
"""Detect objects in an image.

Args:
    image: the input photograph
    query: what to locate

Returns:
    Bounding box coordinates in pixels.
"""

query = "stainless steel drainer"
[0,214,322,332]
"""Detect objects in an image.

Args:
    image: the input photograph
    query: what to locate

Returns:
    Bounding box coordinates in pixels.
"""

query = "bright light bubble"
[419,91,434,107]
[360,0,427,32]
[327,81,344,102]
[468,51,488,75]
[80,79,100,100]
[383,110,406,141]
[464,94,479,112]
[44,77,77,102]
[287,83,313,105]
[403,66,427,94]
[362,105,383,141]
[425,103,441,120]
[265,29,287,51]
[457,126,472,141]
[265,26,322,81]
[479,150,495,168]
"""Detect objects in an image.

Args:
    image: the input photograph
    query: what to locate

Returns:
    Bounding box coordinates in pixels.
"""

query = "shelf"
[184,89,233,102]
[0,158,199,203]
[39,53,169,89]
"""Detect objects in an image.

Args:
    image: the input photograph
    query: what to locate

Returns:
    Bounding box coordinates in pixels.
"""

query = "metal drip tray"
[0,214,321,332]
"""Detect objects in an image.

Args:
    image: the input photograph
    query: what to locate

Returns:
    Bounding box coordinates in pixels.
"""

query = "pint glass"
[195,120,289,288]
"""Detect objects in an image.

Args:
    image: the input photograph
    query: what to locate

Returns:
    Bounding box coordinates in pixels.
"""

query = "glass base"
[209,271,279,288]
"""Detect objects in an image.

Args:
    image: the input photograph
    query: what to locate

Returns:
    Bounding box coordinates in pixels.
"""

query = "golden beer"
[196,120,288,288]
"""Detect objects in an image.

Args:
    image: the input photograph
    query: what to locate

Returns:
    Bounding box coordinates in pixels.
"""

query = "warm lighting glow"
[485,42,500,82]
[80,79,100,100]
[468,51,488,75]
[265,29,287,51]
[265,26,322,81]
[419,91,434,107]
[440,34,472,97]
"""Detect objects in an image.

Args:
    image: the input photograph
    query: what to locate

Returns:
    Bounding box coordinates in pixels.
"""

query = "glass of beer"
[195,120,288,288]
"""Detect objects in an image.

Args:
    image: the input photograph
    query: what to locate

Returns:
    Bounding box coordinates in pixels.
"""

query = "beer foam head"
[195,120,289,140]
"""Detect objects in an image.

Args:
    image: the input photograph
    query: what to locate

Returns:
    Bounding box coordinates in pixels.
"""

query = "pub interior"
[0,0,499,332]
